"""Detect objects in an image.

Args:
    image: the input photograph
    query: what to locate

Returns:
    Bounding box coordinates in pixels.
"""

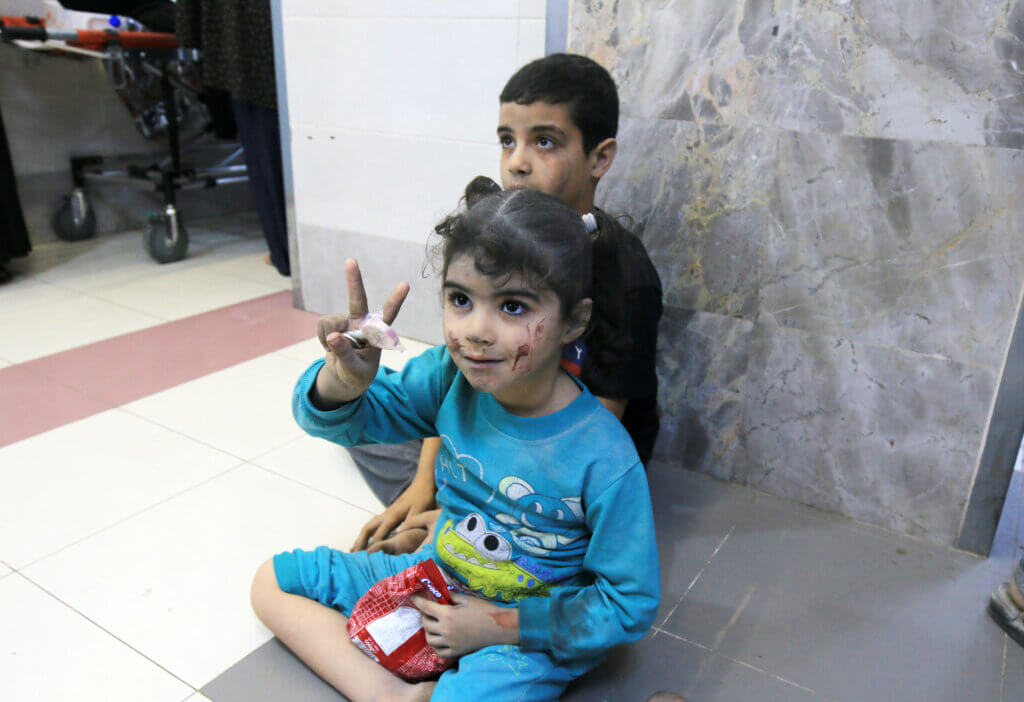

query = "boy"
[350,53,664,555]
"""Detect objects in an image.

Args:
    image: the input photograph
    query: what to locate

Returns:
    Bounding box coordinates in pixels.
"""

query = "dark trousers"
[231,99,289,276]
[0,108,30,265]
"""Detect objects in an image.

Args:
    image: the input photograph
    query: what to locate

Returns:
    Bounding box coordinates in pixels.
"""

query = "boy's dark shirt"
[561,208,662,465]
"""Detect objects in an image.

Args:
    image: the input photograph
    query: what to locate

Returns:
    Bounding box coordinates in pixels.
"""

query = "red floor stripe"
[0,291,318,448]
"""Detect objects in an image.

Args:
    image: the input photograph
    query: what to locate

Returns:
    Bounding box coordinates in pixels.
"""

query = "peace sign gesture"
[311,259,410,409]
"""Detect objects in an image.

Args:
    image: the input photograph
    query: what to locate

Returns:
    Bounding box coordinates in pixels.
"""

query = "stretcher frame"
[0,15,249,262]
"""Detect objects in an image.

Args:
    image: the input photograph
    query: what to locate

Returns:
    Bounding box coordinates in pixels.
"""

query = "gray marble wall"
[570,0,1024,549]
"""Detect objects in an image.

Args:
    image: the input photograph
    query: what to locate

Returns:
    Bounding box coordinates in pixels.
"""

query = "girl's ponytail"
[463,176,502,208]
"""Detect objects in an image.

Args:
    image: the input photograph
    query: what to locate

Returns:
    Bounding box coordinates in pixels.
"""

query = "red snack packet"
[347,558,455,681]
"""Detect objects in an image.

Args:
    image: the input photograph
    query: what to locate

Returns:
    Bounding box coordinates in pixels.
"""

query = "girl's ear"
[562,298,593,344]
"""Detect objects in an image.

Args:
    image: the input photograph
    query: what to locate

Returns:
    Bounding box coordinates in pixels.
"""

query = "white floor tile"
[0,561,10,578]
[184,695,213,702]
[253,435,385,514]
[27,236,165,292]
[0,358,9,369]
[90,265,283,321]
[23,465,374,688]
[0,290,164,363]
[0,276,78,313]
[122,353,311,461]
[195,252,292,290]
[0,573,192,702]
[0,409,243,569]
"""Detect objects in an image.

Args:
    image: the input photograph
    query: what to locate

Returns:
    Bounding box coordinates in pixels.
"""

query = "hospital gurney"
[0,14,249,262]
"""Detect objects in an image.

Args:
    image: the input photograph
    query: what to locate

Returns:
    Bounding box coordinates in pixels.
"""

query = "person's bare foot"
[263,253,272,266]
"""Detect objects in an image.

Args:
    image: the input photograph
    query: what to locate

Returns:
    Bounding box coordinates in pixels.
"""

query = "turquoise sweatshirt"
[293,345,660,663]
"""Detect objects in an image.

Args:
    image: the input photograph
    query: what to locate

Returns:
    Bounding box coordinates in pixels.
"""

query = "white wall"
[281,0,546,343]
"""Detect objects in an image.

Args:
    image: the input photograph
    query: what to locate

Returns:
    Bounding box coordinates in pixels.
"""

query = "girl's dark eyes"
[537,136,555,148]
[502,300,527,315]
[448,292,471,307]
[499,136,514,148]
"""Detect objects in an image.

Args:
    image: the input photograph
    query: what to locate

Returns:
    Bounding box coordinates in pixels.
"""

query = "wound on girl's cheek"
[446,334,461,352]
[512,323,532,371]
[512,343,530,370]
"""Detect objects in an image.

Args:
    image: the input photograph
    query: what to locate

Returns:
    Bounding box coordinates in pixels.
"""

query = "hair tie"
[581,212,598,234]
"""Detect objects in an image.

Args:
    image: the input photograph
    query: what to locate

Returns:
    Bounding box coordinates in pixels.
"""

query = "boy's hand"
[414,593,519,658]
[351,479,438,552]
[362,508,442,554]
[313,259,409,408]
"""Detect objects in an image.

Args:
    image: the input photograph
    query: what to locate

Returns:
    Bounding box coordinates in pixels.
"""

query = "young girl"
[250,182,660,701]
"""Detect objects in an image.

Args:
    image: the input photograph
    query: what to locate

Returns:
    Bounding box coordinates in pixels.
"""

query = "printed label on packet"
[364,606,423,657]
[346,558,456,681]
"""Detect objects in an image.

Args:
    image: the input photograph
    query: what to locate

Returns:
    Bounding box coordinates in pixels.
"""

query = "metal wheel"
[53,189,96,241]
[144,206,188,263]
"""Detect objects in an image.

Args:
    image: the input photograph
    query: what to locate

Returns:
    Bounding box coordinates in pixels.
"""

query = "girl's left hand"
[414,593,519,658]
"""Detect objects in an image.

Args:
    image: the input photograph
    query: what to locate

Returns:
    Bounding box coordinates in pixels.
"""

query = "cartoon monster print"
[492,476,584,555]
[436,513,552,602]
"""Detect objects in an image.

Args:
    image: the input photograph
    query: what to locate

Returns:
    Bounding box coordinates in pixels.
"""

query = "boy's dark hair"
[499,53,619,155]
[431,177,630,375]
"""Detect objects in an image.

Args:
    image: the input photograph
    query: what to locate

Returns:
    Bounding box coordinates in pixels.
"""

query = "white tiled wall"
[281,1,547,323]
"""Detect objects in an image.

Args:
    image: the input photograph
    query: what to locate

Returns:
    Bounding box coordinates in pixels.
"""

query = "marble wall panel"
[600,116,1024,370]
[737,323,995,543]
[653,302,996,543]
[572,0,1024,547]
[653,306,752,478]
[571,0,1024,148]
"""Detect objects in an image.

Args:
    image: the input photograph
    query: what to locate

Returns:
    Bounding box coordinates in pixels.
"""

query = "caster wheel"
[144,212,188,263]
[53,191,96,241]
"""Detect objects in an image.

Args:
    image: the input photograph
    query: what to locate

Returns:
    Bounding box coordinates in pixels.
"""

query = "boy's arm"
[517,464,660,662]
[350,437,441,552]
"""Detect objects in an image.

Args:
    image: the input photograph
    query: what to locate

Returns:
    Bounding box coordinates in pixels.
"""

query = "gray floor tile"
[647,463,749,625]
[662,496,1010,702]
[1003,634,1024,701]
[564,629,829,702]
[648,462,816,626]
[202,639,347,702]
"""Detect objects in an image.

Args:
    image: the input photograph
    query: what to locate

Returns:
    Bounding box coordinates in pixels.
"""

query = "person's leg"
[1012,555,1024,608]
[430,644,596,702]
[231,99,290,276]
[347,439,423,506]
[989,555,1024,647]
[250,546,435,701]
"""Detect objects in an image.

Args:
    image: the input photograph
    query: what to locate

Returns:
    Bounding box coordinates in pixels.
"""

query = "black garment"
[581,209,663,465]
[175,0,278,109]
[232,99,289,276]
[0,108,30,268]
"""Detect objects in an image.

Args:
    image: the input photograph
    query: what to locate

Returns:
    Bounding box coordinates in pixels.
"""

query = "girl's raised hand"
[312,259,409,408]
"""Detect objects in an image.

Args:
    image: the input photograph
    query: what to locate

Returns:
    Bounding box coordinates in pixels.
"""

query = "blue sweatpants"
[273,544,598,701]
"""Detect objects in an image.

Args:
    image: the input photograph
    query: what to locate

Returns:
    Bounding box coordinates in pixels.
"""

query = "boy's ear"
[588,138,617,180]
[563,298,593,344]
